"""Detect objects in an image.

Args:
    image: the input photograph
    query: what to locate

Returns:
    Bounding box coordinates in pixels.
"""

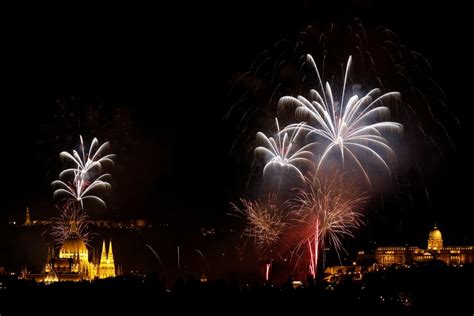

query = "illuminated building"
[24,236,117,283]
[358,225,474,266]
[24,207,32,226]
[99,240,116,278]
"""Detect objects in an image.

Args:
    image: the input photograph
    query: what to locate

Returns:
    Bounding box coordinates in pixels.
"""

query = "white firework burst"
[255,118,316,180]
[280,54,403,185]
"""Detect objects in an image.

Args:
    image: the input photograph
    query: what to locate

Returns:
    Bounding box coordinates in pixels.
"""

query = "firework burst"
[255,118,316,181]
[52,174,111,209]
[292,175,366,278]
[58,135,115,180]
[50,203,92,247]
[52,135,114,209]
[280,55,402,186]
[50,135,115,246]
[232,196,288,254]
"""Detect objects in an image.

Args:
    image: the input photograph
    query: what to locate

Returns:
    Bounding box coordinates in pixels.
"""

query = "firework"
[146,244,166,274]
[52,135,114,209]
[59,135,115,179]
[255,118,316,180]
[196,249,209,273]
[232,196,287,254]
[52,174,111,209]
[293,175,365,278]
[265,262,271,282]
[279,54,402,186]
[50,203,91,247]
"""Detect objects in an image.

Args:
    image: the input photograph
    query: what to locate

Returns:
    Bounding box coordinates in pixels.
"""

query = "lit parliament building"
[358,225,474,266]
[22,208,120,283]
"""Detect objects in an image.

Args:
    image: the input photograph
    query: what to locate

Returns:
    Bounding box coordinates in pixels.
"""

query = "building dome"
[427,225,443,250]
[429,228,442,240]
[61,235,88,254]
[59,234,89,262]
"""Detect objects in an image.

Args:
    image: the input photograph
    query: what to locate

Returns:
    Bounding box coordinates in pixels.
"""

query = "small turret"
[25,207,32,226]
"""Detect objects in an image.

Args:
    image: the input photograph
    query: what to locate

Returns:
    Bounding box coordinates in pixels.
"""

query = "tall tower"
[25,207,32,226]
[107,240,116,277]
[99,239,108,278]
[98,239,116,278]
[44,244,53,273]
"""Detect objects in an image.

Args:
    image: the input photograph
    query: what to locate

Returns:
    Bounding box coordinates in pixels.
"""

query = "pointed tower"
[107,240,116,277]
[99,239,108,278]
[25,207,32,226]
[45,244,53,272]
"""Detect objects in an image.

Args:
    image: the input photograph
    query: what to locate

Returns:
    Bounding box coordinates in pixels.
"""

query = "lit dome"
[61,235,87,253]
[427,225,443,250]
[59,234,89,262]
[429,227,442,240]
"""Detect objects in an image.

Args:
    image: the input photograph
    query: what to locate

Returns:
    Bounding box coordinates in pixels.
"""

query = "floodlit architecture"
[24,237,118,283]
[358,225,474,266]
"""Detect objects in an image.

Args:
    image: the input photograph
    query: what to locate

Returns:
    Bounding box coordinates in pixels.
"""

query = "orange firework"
[232,195,288,254]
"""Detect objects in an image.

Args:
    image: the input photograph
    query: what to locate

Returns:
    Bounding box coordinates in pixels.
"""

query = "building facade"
[359,225,474,266]
[25,235,117,283]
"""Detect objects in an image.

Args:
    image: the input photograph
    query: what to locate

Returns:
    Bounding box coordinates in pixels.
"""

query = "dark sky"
[1,1,473,247]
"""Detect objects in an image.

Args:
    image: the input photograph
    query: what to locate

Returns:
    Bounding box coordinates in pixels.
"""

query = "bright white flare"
[255,118,316,180]
[52,136,114,209]
[59,135,115,179]
[280,54,403,185]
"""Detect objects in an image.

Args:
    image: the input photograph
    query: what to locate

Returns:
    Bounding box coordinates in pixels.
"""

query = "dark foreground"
[1,263,473,315]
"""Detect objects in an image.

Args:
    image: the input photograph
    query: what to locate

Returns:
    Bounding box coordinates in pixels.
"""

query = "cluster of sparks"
[255,119,316,180]
[50,136,115,246]
[280,55,403,183]
[232,196,287,253]
[293,176,365,275]
[267,55,402,186]
[52,136,115,209]
[50,202,92,246]
[236,54,402,281]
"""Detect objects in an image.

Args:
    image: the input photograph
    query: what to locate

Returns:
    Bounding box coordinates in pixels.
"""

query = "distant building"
[358,225,474,266]
[23,235,117,283]
[17,207,147,230]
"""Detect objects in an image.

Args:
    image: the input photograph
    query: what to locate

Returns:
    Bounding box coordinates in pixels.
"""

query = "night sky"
[1,0,473,261]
